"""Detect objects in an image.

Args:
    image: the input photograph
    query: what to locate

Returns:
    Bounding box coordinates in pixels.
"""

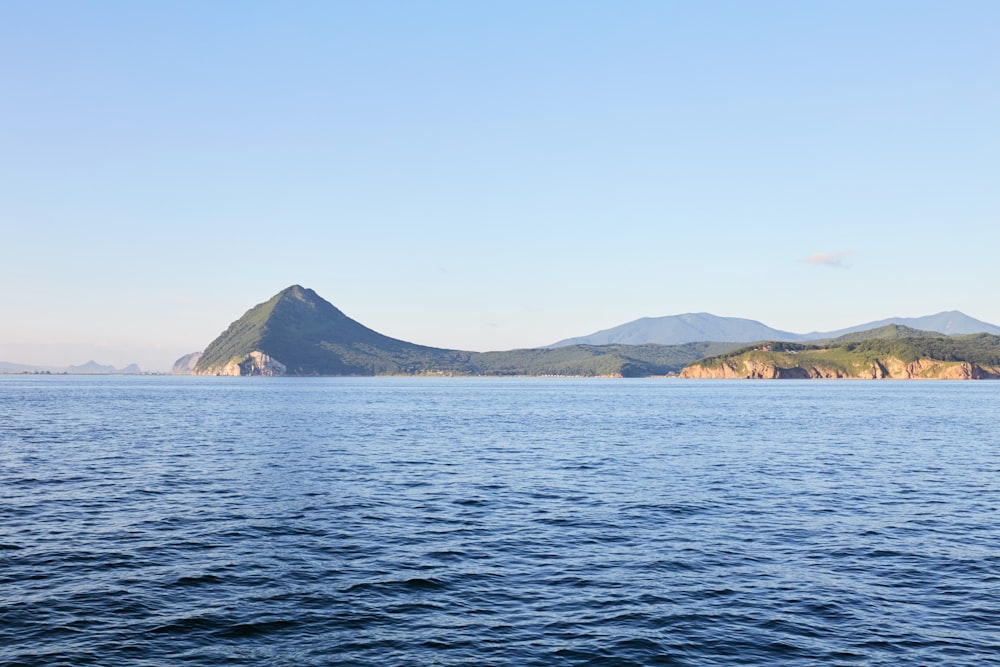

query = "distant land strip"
[168,286,1000,379]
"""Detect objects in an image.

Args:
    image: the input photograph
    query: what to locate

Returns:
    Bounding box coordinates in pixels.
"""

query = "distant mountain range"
[176,285,1000,378]
[550,311,1000,347]
[0,360,143,375]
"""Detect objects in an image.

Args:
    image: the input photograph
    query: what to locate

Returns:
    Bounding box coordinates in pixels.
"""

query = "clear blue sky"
[2,1,998,371]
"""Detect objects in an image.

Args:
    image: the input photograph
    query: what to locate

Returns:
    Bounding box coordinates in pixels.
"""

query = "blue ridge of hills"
[550,311,1000,347]
[0,360,143,375]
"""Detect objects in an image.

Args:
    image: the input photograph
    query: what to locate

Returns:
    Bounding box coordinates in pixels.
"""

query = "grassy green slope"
[688,332,1000,375]
[465,342,740,377]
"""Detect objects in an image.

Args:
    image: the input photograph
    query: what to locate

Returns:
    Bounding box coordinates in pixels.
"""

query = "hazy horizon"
[3,2,998,372]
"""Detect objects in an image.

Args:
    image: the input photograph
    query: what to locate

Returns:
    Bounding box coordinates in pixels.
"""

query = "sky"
[2,1,998,371]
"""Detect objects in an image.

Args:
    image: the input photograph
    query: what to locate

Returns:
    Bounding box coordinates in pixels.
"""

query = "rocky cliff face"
[171,352,202,375]
[679,356,1000,380]
[677,358,808,379]
[898,359,1000,379]
[196,351,287,376]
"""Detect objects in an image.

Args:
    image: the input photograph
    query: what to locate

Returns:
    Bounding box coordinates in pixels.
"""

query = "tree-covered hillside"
[195,285,468,375]
[192,286,742,376]
[683,333,1000,379]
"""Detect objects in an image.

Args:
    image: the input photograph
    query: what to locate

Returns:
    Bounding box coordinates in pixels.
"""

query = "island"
[174,286,1000,379]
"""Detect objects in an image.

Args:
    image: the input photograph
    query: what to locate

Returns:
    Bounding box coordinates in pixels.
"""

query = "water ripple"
[1,376,998,665]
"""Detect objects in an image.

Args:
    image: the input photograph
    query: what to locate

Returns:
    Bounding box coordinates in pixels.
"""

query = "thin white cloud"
[802,250,854,268]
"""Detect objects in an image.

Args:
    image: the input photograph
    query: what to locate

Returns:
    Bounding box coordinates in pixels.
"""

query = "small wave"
[216,619,297,639]
[425,549,467,561]
[148,615,223,635]
[170,573,225,587]
[403,577,446,590]
[343,576,449,594]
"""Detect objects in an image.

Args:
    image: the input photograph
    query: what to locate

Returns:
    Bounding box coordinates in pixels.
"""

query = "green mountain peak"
[194,285,459,375]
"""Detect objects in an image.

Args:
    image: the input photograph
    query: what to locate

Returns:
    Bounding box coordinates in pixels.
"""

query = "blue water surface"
[1,376,997,665]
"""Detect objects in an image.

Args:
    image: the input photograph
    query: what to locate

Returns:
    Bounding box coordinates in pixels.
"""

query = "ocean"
[1,376,997,665]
